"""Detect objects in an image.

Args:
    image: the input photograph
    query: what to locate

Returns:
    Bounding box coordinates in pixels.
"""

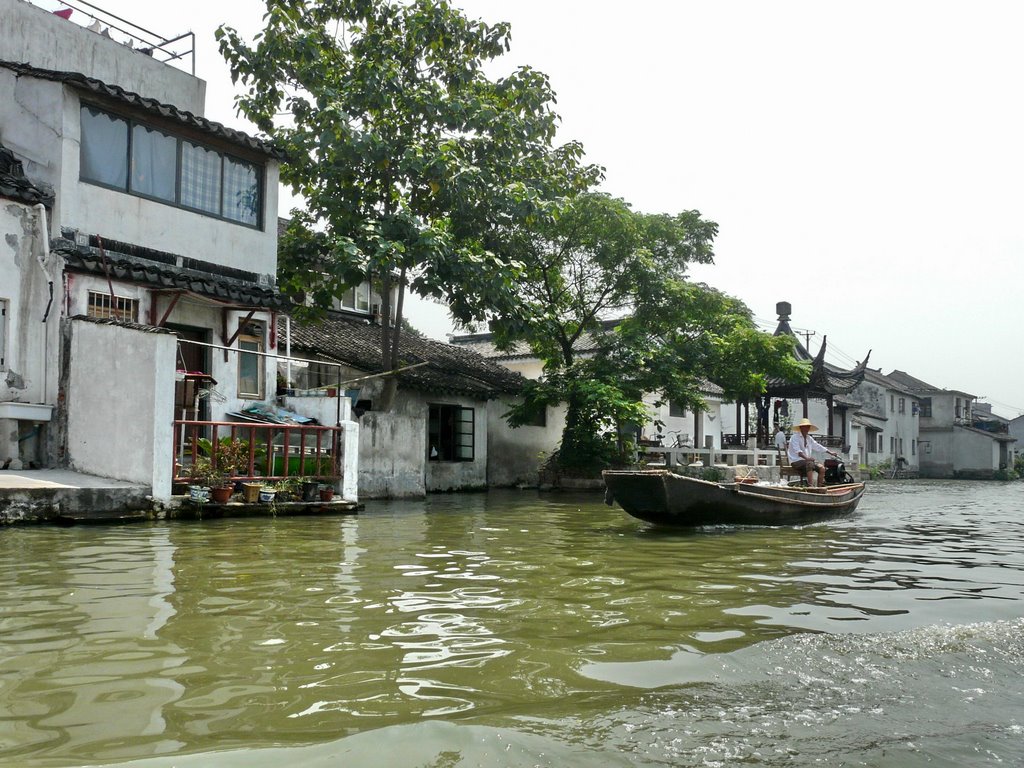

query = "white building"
[886,371,1015,478]
[449,329,725,486]
[849,368,921,473]
[0,0,357,500]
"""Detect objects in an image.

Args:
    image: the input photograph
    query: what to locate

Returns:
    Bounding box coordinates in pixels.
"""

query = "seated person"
[787,418,839,487]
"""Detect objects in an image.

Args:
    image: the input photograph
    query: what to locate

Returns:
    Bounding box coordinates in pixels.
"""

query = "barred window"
[87,290,138,322]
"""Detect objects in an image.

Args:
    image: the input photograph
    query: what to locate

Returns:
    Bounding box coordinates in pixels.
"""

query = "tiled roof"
[449,325,611,360]
[0,142,53,206]
[0,60,282,159]
[449,326,724,396]
[886,370,975,399]
[284,313,526,398]
[53,238,291,310]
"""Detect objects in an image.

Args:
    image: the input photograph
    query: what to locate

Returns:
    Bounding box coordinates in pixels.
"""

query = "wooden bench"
[777,448,805,483]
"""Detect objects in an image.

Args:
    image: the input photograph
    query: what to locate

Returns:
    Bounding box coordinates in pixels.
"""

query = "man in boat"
[787,418,840,487]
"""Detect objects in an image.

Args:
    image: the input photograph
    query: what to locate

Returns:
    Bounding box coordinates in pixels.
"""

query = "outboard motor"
[824,458,854,485]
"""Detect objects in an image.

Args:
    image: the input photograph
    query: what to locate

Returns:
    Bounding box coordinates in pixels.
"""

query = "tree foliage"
[217,0,595,408]
[497,193,808,470]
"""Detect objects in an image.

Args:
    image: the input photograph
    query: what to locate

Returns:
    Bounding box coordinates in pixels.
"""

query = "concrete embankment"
[0,469,153,524]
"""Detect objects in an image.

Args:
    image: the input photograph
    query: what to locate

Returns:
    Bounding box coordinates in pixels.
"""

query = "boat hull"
[603,470,865,526]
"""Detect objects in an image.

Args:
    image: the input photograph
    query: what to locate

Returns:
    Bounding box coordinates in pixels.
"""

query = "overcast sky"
[40,0,1024,417]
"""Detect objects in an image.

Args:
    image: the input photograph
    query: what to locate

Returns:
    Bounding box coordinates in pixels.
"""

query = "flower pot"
[211,485,234,503]
[188,485,211,502]
[258,488,277,503]
[301,481,320,502]
[241,482,262,503]
[318,486,335,502]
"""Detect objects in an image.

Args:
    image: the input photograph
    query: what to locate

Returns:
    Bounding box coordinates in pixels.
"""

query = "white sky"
[38,0,1024,417]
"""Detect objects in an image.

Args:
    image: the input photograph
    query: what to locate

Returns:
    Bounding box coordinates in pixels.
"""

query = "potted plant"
[196,436,254,502]
[300,477,320,502]
[318,478,339,502]
[187,457,225,502]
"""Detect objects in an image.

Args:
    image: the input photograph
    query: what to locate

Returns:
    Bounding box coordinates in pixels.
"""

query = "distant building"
[885,371,1014,478]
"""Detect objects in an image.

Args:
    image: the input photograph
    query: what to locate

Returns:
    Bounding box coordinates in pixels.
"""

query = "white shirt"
[787,431,829,463]
[774,430,787,449]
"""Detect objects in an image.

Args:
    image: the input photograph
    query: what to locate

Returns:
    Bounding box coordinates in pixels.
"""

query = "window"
[889,394,894,412]
[80,104,263,228]
[912,439,916,456]
[890,436,896,454]
[338,282,372,313]
[0,299,7,369]
[523,406,547,427]
[920,397,932,417]
[131,123,177,201]
[428,404,474,461]
[87,290,139,321]
[877,434,884,453]
[669,400,686,418]
[80,106,128,188]
[181,141,222,214]
[222,156,260,226]
[898,397,905,414]
[237,323,265,399]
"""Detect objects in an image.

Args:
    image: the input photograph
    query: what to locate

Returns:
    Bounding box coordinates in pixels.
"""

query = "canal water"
[1,480,1022,767]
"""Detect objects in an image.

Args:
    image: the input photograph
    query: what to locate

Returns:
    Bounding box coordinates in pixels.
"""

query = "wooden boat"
[602,469,865,527]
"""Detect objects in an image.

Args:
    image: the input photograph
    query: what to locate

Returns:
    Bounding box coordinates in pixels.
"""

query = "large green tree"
[496,192,807,470]
[217,0,593,408]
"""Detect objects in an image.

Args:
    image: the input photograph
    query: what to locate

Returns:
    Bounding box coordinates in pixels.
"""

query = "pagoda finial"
[776,301,792,321]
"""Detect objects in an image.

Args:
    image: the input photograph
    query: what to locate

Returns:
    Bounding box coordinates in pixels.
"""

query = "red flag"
[52,8,73,19]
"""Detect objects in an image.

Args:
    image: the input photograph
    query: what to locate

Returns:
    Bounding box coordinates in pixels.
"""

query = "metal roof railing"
[45,0,195,74]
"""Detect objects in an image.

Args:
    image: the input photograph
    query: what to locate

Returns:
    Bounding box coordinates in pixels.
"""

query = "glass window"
[130,124,177,201]
[223,156,259,226]
[79,105,263,228]
[238,326,264,399]
[181,141,222,214]
[428,404,475,461]
[80,106,128,188]
[668,400,685,418]
[339,282,372,313]
[920,397,932,417]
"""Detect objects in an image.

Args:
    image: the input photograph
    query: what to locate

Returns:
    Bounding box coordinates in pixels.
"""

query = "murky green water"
[1,481,1023,767]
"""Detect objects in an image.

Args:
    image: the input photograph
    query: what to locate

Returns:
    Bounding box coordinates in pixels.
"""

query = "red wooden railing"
[173,420,343,484]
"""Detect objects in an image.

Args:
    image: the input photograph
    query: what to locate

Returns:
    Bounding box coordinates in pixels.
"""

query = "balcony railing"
[173,420,343,485]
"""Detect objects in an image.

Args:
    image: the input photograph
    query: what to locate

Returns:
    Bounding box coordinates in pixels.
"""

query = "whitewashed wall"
[486,399,565,487]
[0,200,62,467]
[0,46,279,281]
[64,318,176,497]
[0,0,206,112]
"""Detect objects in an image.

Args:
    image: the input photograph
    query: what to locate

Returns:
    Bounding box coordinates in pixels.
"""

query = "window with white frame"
[80,104,263,227]
[237,322,265,399]
[87,290,139,322]
[898,397,905,414]
[428,404,474,461]
[337,281,372,313]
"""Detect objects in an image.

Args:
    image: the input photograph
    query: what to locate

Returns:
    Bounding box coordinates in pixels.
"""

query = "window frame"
[919,397,932,417]
[237,323,265,400]
[79,103,264,229]
[87,290,139,322]
[428,403,475,462]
